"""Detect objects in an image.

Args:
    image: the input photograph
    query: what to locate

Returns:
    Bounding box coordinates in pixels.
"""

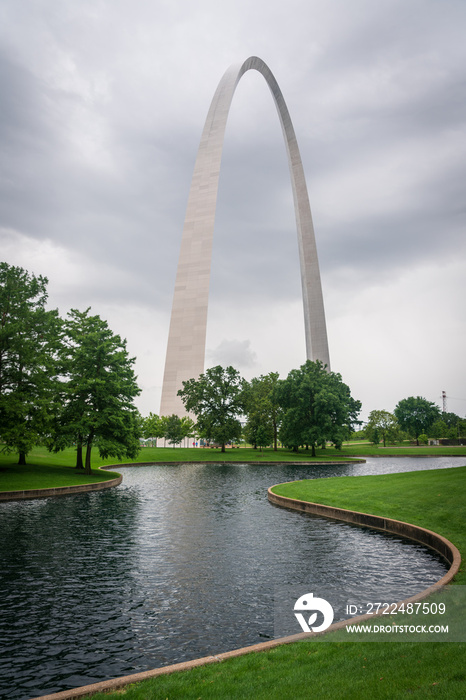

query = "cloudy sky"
[1,0,465,422]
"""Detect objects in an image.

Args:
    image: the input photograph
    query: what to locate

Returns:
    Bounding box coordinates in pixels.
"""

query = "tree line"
[143,361,363,454]
[362,401,466,447]
[1,263,363,464]
[0,263,141,472]
[4,262,460,467]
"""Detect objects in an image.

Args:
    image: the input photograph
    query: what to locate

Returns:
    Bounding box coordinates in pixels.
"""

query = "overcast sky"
[1,0,465,422]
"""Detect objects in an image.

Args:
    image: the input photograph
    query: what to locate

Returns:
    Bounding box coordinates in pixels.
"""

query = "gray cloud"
[1,0,465,418]
[207,339,258,371]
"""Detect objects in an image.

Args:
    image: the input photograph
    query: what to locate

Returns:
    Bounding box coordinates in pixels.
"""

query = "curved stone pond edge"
[0,473,122,502]
[267,485,461,575]
[31,479,461,700]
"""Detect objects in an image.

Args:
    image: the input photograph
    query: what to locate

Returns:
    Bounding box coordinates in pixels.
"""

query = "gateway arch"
[160,56,330,417]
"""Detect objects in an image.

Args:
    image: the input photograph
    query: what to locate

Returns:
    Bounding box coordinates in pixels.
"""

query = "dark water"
[0,457,463,699]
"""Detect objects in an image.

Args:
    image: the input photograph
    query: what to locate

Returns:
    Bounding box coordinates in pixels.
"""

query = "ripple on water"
[1,457,462,699]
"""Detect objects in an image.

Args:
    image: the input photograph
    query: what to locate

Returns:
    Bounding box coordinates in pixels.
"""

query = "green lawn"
[116,445,359,463]
[145,442,466,460]
[0,448,121,491]
[85,466,466,700]
[0,461,121,491]
[335,442,466,457]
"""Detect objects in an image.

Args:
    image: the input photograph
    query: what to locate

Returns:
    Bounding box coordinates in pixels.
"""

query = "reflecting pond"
[1,456,464,699]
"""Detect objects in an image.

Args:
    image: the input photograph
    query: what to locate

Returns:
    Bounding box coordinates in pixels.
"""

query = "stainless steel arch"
[160,56,330,416]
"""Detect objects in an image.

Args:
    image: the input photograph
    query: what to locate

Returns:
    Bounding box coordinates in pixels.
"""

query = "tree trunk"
[84,437,93,474]
[18,451,26,465]
[221,443,226,453]
[76,438,84,469]
[311,444,316,457]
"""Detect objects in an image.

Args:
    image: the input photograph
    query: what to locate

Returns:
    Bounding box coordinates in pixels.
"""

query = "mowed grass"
[87,643,465,700]
[137,443,466,460]
[0,448,121,490]
[332,441,466,457]
[335,442,466,457]
[0,461,121,491]
[86,466,466,700]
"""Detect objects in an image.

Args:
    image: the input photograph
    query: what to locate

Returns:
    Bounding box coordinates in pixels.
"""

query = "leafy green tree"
[163,414,196,447]
[142,412,166,446]
[177,365,246,452]
[365,409,400,447]
[243,415,273,450]
[429,418,449,439]
[451,415,466,440]
[254,424,273,451]
[52,308,141,473]
[429,413,466,443]
[394,396,440,446]
[277,360,361,456]
[442,411,465,429]
[180,416,196,444]
[0,263,61,464]
[244,372,281,450]
[431,412,466,441]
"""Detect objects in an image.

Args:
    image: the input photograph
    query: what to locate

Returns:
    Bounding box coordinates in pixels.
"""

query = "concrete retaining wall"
[0,474,122,502]
[267,486,460,572]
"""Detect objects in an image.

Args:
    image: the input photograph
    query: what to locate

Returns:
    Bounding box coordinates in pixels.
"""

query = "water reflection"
[0,457,463,699]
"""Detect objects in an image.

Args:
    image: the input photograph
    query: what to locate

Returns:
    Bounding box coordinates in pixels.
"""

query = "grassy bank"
[335,443,466,457]
[86,466,466,700]
[140,443,466,459]
[0,447,121,491]
[0,460,121,491]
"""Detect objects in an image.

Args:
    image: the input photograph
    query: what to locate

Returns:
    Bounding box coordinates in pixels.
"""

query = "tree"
[0,263,61,464]
[440,412,466,439]
[142,412,166,446]
[177,365,246,452]
[243,372,281,450]
[243,413,273,450]
[277,360,361,456]
[430,412,466,442]
[442,411,465,430]
[394,396,440,446]
[365,409,400,447]
[429,418,449,439]
[163,414,196,447]
[52,308,141,473]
